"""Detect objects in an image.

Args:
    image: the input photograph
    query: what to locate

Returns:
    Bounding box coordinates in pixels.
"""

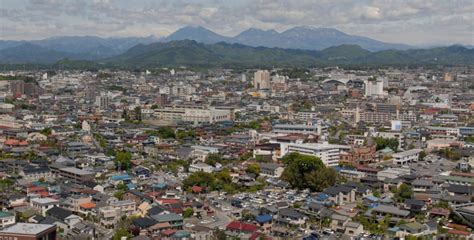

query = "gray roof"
[151,213,183,222]
[0,223,55,235]
[370,205,410,217]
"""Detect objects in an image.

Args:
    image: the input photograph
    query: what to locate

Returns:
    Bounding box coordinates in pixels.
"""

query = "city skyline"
[0,0,473,46]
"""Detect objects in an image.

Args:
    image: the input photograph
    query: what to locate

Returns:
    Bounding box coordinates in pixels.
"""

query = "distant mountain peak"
[160,25,414,51]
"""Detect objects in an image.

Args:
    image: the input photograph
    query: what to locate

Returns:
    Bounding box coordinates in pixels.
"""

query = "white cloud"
[0,0,472,45]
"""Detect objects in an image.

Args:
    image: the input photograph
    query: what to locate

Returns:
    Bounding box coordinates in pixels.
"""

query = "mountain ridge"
[101,40,474,68]
[160,25,411,51]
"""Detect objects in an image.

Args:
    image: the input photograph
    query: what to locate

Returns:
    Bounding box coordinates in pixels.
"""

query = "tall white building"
[364,78,385,98]
[254,70,271,90]
[95,92,110,109]
[283,142,351,167]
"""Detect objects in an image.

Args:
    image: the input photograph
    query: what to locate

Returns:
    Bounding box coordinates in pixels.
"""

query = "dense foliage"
[373,137,399,151]
[281,152,337,191]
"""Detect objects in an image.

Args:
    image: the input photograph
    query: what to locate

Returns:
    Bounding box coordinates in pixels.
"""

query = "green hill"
[104,40,474,68]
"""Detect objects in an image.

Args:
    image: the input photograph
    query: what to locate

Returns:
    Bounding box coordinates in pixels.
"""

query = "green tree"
[159,126,176,139]
[134,106,142,122]
[116,183,127,191]
[40,128,52,136]
[112,227,131,240]
[281,153,336,191]
[183,208,194,218]
[205,153,223,167]
[246,163,260,176]
[373,137,399,151]
[114,190,125,200]
[182,171,216,190]
[115,151,132,170]
[396,183,413,201]
[418,150,427,161]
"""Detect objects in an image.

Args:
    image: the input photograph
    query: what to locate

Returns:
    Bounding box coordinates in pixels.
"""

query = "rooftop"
[0,223,55,235]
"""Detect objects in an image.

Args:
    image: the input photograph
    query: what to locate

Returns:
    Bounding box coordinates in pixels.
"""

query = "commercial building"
[51,166,95,183]
[0,223,56,240]
[392,149,422,165]
[153,106,231,124]
[285,143,351,167]
[364,78,385,98]
[254,70,271,90]
[273,124,324,135]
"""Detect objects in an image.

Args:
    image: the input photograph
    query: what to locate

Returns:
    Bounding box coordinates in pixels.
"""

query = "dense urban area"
[0,66,471,240]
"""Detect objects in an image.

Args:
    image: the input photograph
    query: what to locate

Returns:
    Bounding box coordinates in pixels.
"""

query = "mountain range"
[0,35,157,63]
[0,26,473,67]
[103,40,474,68]
[161,26,411,51]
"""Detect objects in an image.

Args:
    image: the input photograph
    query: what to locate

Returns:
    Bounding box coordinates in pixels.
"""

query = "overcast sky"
[1,0,473,45]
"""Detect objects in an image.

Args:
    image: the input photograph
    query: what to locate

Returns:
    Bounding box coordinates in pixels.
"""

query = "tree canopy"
[281,152,336,191]
[373,137,399,151]
[115,151,132,170]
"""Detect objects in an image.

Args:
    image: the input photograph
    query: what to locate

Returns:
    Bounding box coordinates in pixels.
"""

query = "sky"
[0,0,473,46]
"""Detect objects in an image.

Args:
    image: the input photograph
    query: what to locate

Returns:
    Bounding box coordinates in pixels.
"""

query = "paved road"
[207,207,232,229]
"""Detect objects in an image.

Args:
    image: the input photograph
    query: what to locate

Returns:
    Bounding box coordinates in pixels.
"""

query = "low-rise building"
[392,149,422,165]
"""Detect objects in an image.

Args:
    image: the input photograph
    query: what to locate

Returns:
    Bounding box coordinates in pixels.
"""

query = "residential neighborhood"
[0,66,472,240]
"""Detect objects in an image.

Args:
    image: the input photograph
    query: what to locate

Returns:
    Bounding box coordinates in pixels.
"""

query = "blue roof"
[388,227,400,232]
[255,214,272,223]
[316,193,329,200]
[127,183,137,190]
[173,231,190,238]
[153,183,167,189]
[365,196,379,202]
[111,174,131,181]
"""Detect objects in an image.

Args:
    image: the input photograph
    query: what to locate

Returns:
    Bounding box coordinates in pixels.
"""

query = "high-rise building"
[364,77,384,98]
[444,73,454,82]
[10,81,24,96]
[254,70,271,90]
[95,92,110,109]
[156,93,169,106]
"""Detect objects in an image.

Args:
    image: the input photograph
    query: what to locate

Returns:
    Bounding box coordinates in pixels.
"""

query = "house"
[226,220,258,235]
[365,205,410,223]
[189,163,215,173]
[63,195,92,213]
[123,190,154,204]
[255,214,272,233]
[30,198,60,216]
[151,213,183,229]
[259,163,284,178]
[19,166,54,182]
[404,199,427,213]
[133,166,151,179]
[330,214,349,232]
[110,200,136,216]
[132,217,158,235]
[411,179,434,192]
[276,208,306,226]
[69,222,96,239]
[323,185,356,205]
[0,211,15,228]
[98,206,121,228]
[446,185,474,196]
[398,222,436,237]
[43,207,82,232]
[344,221,364,236]
[189,225,213,240]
